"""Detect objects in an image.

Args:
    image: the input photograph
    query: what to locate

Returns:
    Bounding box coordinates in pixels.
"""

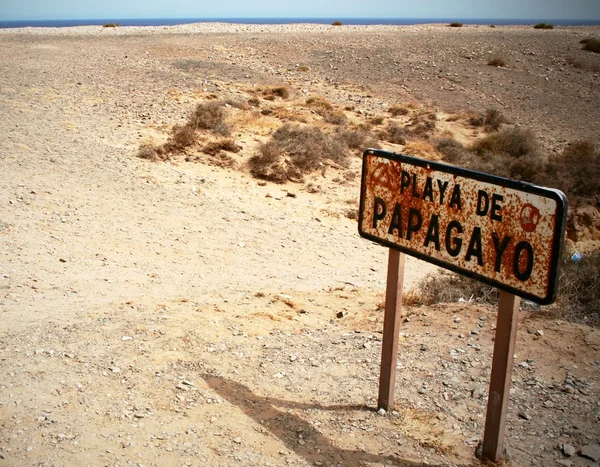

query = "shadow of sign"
[202,373,465,467]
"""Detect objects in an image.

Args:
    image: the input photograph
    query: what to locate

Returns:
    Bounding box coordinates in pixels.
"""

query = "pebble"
[377,408,386,416]
[561,443,577,457]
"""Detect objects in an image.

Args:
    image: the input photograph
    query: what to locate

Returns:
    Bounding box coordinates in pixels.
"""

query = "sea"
[1,17,599,29]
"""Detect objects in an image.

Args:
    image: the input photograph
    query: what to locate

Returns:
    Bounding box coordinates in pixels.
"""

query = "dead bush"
[483,108,506,131]
[323,110,347,125]
[306,96,333,112]
[547,140,600,205]
[202,138,241,155]
[581,37,600,53]
[337,127,379,151]
[534,22,554,29]
[263,86,290,99]
[248,97,261,107]
[164,124,197,152]
[248,124,349,183]
[388,105,410,116]
[189,101,228,133]
[409,271,498,306]
[382,124,407,145]
[434,137,470,164]
[449,22,463,27]
[487,57,506,67]
[551,249,600,326]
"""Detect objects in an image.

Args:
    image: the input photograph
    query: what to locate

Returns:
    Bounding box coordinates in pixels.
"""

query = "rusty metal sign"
[358,149,567,304]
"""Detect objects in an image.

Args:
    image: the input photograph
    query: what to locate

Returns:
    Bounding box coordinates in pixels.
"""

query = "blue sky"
[2,0,600,21]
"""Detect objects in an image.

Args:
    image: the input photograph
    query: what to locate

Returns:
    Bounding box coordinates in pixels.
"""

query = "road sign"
[358,149,567,305]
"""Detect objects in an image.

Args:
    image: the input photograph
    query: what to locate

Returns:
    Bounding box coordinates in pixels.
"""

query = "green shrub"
[534,22,554,29]
[103,23,119,28]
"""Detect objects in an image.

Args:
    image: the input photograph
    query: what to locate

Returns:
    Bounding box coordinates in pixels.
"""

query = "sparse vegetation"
[102,23,119,28]
[449,22,463,28]
[248,124,349,183]
[189,101,229,135]
[263,86,290,100]
[534,22,554,29]
[487,57,506,67]
[331,21,343,26]
[388,105,410,116]
[581,37,600,53]
[409,249,600,327]
[381,124,406,145]
[202,138,241,155]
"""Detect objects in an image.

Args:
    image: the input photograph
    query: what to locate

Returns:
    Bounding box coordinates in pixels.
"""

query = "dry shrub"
[411,250,600,326]
[449,22,463,27]
[382,124,406,145]
[164,124,197,153]
[263,86,290,99]
[306,96,333,112]
[434,137,470,164]
[483,108,506,131]
[488,57,506,67]
[103,23,119,28]
[225,98,249,110]
[547,141,600,205]
[337,127,379,151]
[332,21,342,26]
[581,37,600,53]
[551,250,600,325]
[323,110,347,125]
[297,65,310,72]
[271,107,308,123]
[534,22,554,29]
[137,143,167,162]
[248,123,349,183]
[202,138,241,155]
[189,101,230,135]
[409,271,498,306]
[248,97,261,107]
[388,105,410,116]
[404,140,443,161]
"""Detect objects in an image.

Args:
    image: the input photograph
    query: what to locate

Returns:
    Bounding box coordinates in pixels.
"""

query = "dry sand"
[1,23,599,466]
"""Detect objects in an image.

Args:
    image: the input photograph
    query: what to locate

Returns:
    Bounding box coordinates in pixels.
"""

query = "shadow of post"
[202,373,448,467]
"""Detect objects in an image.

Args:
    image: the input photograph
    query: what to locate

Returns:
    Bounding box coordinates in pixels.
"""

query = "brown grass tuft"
[381,124,407,145]
[248,123,349,183]
[202,138,241,155]
[404,140,443,161]
[388,105,411,116]
[487,57,506,67]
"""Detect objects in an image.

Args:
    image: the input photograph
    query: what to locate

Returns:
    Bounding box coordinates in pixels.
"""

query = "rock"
[518,412,532,421]
[580,444,600,462]
[336,311,344,318]
[536,329,544,337]
[377,408,386,416]
[556,460,573,467]
[233,437,242,444]
[561,444,577,457]
[543,400,555,408]
[418,387,426,394]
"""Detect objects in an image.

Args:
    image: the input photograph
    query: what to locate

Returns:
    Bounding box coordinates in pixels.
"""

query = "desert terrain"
[0,22,599,466]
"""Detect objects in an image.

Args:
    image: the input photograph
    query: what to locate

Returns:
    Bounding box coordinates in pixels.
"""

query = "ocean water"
[1,17,599,29]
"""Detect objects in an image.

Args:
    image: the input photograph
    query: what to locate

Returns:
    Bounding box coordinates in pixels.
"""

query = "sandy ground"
[1,23,599,467]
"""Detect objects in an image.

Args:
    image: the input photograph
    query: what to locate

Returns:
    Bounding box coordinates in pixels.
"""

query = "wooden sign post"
[482,291,521,460]
[377,249,405,411]
[358,149,567,463]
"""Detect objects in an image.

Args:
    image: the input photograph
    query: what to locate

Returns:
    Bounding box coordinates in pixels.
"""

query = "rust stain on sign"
[358,150,567,304]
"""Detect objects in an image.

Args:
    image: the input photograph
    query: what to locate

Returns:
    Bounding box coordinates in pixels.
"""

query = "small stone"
[233,437,242,444]
[454,317,461,323]
[471,330,480,335]
[289,355,297,362]
[286,192,296,198]
[535,329,544,337]
[109,366,121,373]
[543,400,554,408]
[121,336,132,341]
[556,460,573,467]
[336,311,344,319]
[561,443,576,457]
[418,387,426,394]
[580,444,600,462]
[377,408,386,416]
[518,412,532,421]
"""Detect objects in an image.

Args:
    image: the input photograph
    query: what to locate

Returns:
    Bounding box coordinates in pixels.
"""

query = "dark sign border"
[358,149,568,305]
